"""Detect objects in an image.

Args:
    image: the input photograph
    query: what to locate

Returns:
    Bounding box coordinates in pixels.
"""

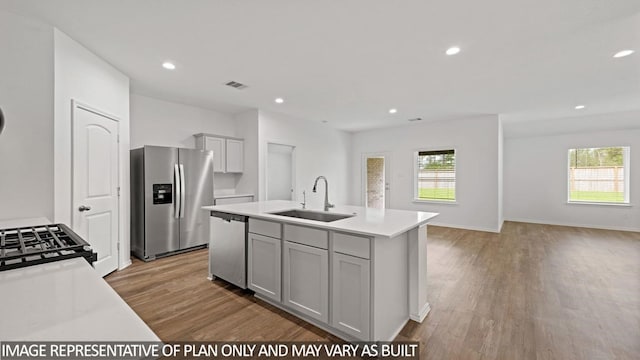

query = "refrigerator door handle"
[174,164,180,219]
[179,164,186,218]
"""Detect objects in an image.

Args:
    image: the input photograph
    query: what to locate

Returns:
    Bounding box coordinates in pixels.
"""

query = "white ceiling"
[1,0,639,131]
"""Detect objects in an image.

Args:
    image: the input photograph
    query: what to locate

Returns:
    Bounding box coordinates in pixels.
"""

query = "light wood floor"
[106,222,640,359]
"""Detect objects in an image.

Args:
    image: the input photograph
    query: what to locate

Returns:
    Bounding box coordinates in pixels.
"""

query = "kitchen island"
[203,200,438,341]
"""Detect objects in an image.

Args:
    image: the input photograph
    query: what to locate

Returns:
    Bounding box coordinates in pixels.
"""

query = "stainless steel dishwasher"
[209,211,248,288]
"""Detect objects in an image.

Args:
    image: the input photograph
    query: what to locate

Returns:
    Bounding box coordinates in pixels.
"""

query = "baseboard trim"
[410,302,431,323]
[118,258,132,271]
[505,218,640,233]
[429,222,501,234]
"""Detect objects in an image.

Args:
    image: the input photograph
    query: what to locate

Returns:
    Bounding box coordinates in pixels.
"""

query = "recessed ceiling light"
[275,98,284,104]
[613,49,634,58]
[162,62,176,70]
[575,105,585,110]
[389,108,398,114]
[446,47,461,56]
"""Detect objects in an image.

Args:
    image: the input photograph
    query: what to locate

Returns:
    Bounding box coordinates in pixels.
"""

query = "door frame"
[265,141,296,201]
[71,99,121,269]
[361,152,391,208]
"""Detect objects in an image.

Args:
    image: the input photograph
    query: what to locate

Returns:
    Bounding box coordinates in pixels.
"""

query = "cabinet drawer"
[333,232,370,259]
[284,224,328,249]
[215,196,254,205]
[249,218,281,239]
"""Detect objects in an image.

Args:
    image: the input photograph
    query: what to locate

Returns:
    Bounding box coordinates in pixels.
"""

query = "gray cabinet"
[248,233,281,302]
[214,194,254,205]
[194,133,244,173]
[332,252,370,340]
[283,241,329,323]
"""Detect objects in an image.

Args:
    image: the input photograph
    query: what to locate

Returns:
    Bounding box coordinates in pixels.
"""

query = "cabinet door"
[248,233,281,302]
[283,241,329,323]
[332,253,370,340]
[226,139,244,173]
[205,137,225,173]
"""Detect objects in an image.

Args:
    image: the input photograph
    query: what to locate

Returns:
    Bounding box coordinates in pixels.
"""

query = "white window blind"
[415,149,456,201]
[568,146,630,204]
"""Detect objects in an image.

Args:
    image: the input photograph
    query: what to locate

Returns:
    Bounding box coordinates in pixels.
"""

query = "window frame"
[413,148,458,204]
[566,146,631,206]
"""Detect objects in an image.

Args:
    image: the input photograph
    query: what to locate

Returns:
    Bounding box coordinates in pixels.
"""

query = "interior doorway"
[266,143,295,200]
[363,153,390,209]
[72,101,120,277]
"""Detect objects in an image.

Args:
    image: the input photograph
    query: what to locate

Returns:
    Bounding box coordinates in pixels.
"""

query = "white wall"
[130,94,239,192]
[258,110,352,209]
[54,29,132,268]
[504,124,640,232]
[0,11,54,221]
[351,116,502,232]
[130,94,236,148]
[234,109,260,197]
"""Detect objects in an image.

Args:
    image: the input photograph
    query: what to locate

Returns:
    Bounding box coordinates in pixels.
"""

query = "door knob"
[78,205,92,212]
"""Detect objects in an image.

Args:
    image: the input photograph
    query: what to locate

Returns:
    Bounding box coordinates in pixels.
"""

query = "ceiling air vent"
[225,81,248,90]
[408,117,423,122]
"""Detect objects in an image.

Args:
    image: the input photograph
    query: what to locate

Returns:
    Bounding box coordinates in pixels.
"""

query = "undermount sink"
[269,209,355,222]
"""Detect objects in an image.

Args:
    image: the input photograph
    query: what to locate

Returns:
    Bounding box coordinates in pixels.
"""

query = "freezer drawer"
[210,212,247,288]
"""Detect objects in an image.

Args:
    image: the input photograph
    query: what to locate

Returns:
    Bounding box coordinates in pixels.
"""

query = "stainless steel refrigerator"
[130,146,214,260]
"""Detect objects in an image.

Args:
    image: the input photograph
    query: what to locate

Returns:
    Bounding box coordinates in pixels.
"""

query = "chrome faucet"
[300,190,306,209]
[312,176,334,211]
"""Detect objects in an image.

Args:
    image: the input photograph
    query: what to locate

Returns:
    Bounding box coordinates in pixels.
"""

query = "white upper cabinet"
[225,139,244,173]
[195,134,243,173]
[204,136,225,173]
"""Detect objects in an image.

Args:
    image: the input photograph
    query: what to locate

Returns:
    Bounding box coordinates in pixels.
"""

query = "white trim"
[566,145,631,204]
[566,201,632,207]
[413,148,457,202]
[361,152,391,209]
[504,217,640,233]
[118,259,132,270]
[71,99,121,274]
[410,302,431,323]
[412,199,458,205]
[428,221,501,234]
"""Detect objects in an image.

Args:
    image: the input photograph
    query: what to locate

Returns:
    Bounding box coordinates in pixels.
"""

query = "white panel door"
[205,137,225,173]
[72,103,119,277]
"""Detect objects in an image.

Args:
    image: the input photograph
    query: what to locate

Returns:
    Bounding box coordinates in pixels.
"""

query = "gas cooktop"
[0,223,97,272]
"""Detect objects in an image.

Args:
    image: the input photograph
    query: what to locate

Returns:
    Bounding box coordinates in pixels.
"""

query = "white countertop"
[203,200,438,238]
[0,217,159,342]
[0,258,159,341]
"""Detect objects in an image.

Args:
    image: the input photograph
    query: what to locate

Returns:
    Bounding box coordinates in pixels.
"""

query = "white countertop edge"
[203,201,438,238]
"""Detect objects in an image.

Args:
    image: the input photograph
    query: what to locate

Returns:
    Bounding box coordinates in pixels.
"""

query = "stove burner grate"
[0,223,97,271]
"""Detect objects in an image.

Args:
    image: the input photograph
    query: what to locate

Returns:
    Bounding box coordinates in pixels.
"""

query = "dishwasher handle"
[211,211,247,223]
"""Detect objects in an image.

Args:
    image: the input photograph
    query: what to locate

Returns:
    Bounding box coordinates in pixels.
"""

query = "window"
[568,146,630,204]
[415,149,456,201]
